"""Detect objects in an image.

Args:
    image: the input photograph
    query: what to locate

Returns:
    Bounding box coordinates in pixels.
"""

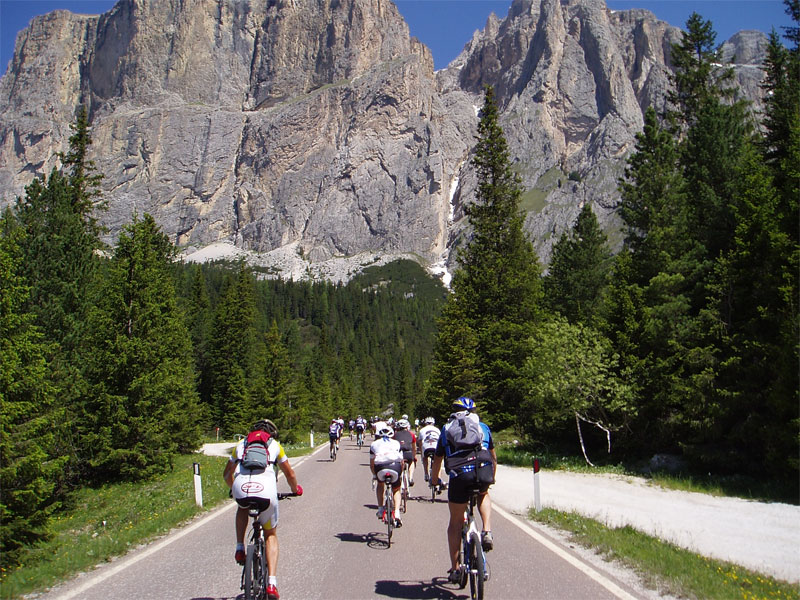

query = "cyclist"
[430,397,496,583]
[223,419,303,600]
[393,418,417,486]
[417,417,440,482]
[355,415,368,445]
[348,418,355,439]
[370,423,404,527]
[328,418,341,457]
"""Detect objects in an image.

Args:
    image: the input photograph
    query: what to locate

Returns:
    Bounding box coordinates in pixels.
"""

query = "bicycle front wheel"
[400,471,408,513]
[468,531,485,600]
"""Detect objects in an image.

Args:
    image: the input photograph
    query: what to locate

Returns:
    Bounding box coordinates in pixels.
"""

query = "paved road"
[41,438,648,599]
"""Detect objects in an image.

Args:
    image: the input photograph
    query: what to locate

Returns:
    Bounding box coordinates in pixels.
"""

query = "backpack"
[444,414,494,486]
[241,430,271,471]
[446,413,483,451]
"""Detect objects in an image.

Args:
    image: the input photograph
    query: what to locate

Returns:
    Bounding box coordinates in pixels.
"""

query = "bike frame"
[459,490,488,599]
[240,493,297,600]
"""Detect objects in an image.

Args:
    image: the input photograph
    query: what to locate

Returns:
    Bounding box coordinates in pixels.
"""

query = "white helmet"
[424,416,435,425]
[396,418,410,429]
[377,425,394,438]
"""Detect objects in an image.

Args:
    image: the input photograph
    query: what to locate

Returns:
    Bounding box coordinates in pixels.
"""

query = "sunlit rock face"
[0,0,767,277]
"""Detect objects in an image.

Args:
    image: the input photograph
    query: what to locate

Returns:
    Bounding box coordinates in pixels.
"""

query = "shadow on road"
[335,531,389,549]
[374,579,465,599]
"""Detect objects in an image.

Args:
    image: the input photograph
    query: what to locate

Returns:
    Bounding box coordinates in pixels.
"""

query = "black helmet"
[253,419,278,438]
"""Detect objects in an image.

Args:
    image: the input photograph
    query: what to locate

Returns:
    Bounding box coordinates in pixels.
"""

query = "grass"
[529,508,799,600]
[1,441,318,600]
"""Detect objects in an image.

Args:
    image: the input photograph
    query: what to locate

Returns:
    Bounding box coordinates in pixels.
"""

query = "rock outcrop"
[0,0,769,278]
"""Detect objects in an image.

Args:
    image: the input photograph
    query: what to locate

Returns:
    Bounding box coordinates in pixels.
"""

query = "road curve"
[38,437,648,599]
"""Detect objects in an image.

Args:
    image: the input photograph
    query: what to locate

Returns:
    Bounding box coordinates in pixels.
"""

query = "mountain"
[0,0,768,281]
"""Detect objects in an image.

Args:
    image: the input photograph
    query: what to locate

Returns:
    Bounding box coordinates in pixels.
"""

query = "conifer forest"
[1,6,798,570]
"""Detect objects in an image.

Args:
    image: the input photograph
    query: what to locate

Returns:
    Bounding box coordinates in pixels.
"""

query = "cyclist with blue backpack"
[430,397,496,583]
[223,419,303,600]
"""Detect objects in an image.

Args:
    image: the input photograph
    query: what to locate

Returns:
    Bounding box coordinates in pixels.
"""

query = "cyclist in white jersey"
[223,419,302,600]
[417,417,441,482]
[370,424,404,527]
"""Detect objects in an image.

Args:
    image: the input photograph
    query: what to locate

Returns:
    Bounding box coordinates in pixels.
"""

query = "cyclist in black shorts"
[430,397,496,583]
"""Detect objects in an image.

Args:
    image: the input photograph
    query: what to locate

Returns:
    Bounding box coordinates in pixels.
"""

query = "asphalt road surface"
[41,437,649,599]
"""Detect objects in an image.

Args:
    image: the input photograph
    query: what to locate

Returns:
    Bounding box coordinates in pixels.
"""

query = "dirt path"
[491,464,800,583]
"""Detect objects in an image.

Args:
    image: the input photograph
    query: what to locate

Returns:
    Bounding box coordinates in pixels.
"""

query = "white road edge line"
[493,504,640,600]
[51,445,327,600]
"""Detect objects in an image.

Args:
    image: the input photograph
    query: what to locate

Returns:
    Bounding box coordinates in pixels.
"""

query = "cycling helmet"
[396,418,410,429]
[377,425,394,438]
[253,419,278,437]
[401,414,409,420]
[452,396,476,412]
[424,416,435,425]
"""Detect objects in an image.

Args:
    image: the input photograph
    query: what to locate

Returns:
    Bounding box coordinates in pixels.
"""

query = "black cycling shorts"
[235,496,272,512]
[402,450,414,463]
[447,467,492,504]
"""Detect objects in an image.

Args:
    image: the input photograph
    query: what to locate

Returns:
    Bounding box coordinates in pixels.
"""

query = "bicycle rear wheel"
[244,538,267,600]
[400,470,408,513]
[468,531,485,600]
[385,491,394,547]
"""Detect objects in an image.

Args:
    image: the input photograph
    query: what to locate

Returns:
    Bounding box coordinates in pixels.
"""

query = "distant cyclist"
[417,417,440,482]
[329,418,342,457]
[370,423,404,527]
[355,415,368,445]
[393,418,417,486]
[430,397,496,583]
[223,419,303,600]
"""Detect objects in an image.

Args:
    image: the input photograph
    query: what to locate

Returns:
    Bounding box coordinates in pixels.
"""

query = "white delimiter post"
[533,458,541,512]
[310,431,314,448]
[193,462,203,507]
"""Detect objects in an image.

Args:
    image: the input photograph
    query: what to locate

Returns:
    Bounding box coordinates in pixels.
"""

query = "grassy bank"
[1,442,317,599]
[529,508,799,600]
[494,442,797,503]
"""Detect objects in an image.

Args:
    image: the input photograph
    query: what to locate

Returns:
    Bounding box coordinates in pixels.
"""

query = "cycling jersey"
[370,436,403,465]
[418,424,440,452]
[230,438,288,529]
[393,429,416,462]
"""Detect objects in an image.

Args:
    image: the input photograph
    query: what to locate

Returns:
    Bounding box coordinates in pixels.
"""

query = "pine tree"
[427,86,542,429]
[0,210,67,568]
[208,263,260,435]
[543,203,612,327]
[80,214,202,481]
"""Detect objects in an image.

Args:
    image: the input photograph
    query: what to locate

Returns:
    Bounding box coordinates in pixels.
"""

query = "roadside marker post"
[193,462,203,507]
[310,431,314,447]
[532,457,541,512]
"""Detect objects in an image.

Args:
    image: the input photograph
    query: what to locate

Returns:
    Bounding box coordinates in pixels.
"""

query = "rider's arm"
[430,454,443,485]
[370,455,376,475]
[223,459,236,488]
[278,459,301,495]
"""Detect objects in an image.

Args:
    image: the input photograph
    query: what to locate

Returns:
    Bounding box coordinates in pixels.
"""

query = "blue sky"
[1,0,794,73]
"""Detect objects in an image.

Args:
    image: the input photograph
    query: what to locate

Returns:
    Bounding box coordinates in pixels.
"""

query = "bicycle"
[400,462,410,514]
[240,492,299,600]
[457,488,490,600]
[375,469,398,547]
[356,429,365,448]
[330,439,337,461]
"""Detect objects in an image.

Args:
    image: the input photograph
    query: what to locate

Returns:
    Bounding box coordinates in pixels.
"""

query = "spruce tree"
[0,210,67,568]
[543,203,612,327]
[208,263,260,434]
[427,86,542,428]
[80,214,202,481]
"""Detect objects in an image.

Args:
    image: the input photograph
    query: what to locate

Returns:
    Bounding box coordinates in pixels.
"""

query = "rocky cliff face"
[0,0,768,279]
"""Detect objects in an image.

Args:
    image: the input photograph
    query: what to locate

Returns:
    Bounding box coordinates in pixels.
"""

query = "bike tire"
[401,471,408,513]
[468,531,485,600]
[385,492,394,547]
[244,543,256,600]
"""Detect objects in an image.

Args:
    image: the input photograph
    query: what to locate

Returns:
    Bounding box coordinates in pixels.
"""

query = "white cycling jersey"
[418,424,440,451]
[230,438,288,529]
[370,436,403,465]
